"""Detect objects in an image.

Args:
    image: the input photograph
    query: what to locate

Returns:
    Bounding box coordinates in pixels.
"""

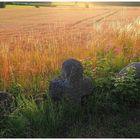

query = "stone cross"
[49,58,93,103]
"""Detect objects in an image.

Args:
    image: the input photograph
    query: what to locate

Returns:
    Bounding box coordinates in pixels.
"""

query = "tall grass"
[1,72,140,137]
[0,17,139,95]
[0,16,140,138]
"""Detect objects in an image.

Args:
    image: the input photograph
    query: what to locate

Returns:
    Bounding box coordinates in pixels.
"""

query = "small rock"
[49,58,93,103]
[119,62,140,77]
[0,91,13,116]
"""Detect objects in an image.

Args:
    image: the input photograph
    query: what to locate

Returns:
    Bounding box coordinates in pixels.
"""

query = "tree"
[35,5,40,8]
[0,2,6,8]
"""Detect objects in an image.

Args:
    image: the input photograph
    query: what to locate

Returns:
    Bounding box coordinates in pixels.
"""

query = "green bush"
[111,67,140,107]
[95,58,112,77]
[93,67,140,112]
[0,2,6,8]
[1,64,140,137]
[82,59,94,78]
[35,5,39,8]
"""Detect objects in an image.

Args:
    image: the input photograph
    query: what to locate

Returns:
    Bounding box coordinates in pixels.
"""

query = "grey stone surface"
[61,59,83,83]
[0,91,13,116]
[49,59,93,103]
[119,62,140,77]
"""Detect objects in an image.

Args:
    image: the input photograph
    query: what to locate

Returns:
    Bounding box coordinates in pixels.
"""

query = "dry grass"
[0,6,139,94]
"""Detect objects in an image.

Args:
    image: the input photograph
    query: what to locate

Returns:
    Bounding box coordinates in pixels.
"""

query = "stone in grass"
[49,58,93,103]
[0,91,13,116]
[119,62,140,77]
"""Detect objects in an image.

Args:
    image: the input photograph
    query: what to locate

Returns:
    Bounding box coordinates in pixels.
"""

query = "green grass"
[6,4,34,9]
[68,108,140,138]
[0,3,139,137]
[1,56,140,138]
[0,68,140,138]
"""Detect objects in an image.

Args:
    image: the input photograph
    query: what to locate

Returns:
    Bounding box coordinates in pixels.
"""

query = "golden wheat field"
[0,6,140,95]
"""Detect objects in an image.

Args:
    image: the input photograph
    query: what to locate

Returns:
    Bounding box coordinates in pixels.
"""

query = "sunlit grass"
[6,4,34,8]
[0,8,140,138]
[0,16,139,95]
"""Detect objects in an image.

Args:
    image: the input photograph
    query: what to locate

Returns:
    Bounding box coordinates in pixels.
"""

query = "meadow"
[0,5,140,137]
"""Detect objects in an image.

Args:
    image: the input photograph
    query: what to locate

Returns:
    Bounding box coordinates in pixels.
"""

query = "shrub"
[0,2,6,8]
[111,67,140,107]
[93,75,117,113]
[95,58,112,78]
[93,67,140,112]
[35,5,39,8]
[82,59,94,78]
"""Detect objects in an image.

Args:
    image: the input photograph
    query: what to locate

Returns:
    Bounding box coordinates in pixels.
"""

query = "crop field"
[0,5,140,138]
[0,6,140,92]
